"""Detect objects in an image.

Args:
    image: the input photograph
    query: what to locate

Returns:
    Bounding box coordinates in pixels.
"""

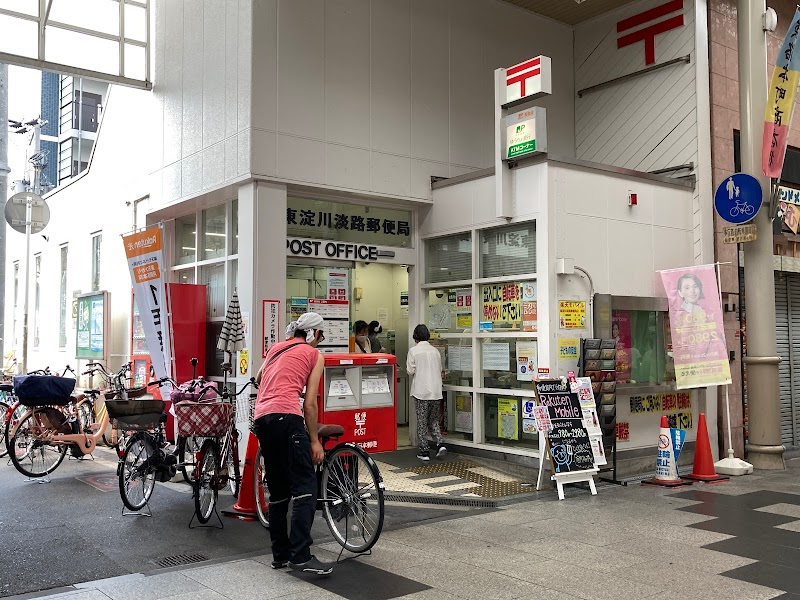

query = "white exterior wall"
[574,0,713,265]
[4,86,152,371]
[149,0,253,211]
[151,0,575,211]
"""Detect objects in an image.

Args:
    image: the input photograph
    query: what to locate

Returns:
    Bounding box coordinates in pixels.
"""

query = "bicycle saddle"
[317,424,344,439]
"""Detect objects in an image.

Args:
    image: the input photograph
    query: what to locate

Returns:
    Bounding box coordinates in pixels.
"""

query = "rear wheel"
[254,447,269,529]
[321,444,384,553]
[3,402,26,459]
[9,409,68,478]
[119,433,156,511]
[226,432,241,497]
[0,401,9,458]
[193,439,219,524]
[178,435,203,484]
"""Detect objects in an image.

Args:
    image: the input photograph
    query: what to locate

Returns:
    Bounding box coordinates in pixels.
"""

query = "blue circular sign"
[714,173,763,224]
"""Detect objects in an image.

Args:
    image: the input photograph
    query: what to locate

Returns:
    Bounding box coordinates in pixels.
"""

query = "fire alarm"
[628,192,638,206]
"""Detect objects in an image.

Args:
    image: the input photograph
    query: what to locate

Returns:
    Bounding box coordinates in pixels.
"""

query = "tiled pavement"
[10,458,800,600]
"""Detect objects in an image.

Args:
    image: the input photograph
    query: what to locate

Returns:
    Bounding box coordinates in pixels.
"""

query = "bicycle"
[254,423,385,554]
[175,377,256,524]
[6,372,112,479]
[1,367,53,460]
[110,377,177,513]
[730,202,755,218]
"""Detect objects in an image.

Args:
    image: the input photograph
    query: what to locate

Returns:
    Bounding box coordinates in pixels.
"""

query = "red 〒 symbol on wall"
[506,57,541,100]
[617,0,684,65]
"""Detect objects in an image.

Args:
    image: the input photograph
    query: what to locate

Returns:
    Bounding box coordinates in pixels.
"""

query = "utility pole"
[0,64,8,361]
[737,0,785,469]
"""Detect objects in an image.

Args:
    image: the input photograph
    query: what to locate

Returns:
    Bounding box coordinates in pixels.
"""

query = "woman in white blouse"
[406,324,446,462]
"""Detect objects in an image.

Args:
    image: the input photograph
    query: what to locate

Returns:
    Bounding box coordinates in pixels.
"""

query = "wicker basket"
[175,401,232,438]
[106,399,165,430]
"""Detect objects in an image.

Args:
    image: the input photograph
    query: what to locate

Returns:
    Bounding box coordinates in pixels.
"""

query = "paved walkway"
[9,458,800,600]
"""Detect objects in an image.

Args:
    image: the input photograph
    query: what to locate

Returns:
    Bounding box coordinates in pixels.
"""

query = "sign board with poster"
[326,271,349,301]
[76,291,109,360]
[262,299,281,358]
[559,301,586,329]
[308,298,350,353]
[534,379,599,500]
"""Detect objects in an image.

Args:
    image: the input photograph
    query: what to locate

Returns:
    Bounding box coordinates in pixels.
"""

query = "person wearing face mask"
[368,321,385,353]
[252,312,333,576]
[353,320,370,353]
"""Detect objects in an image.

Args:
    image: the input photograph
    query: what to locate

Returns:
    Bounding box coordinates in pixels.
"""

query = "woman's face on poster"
[678,277,701,305]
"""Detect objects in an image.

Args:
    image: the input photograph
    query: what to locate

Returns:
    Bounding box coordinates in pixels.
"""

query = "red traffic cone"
[221,431,260,521]
[685,413,729,483]
[642,415,693,488]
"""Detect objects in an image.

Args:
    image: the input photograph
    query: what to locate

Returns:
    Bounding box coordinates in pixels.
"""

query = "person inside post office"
[353,320,370,353]
[368,321,385,353]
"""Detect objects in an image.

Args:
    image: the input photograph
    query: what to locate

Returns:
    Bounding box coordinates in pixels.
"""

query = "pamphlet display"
[580,338,619,482]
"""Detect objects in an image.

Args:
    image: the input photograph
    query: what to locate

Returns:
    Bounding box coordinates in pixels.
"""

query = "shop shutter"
[480,222,537,278]
[789,274,800,446]
[774,274,794,446]
[425,233,472,284]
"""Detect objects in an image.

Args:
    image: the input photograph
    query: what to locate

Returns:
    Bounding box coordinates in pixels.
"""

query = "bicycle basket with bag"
[169,380,218,403]
[13,375,76,407]
[105,399,166,429]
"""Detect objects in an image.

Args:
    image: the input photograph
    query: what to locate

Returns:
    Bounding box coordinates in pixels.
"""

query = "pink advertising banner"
[660,265,731,389]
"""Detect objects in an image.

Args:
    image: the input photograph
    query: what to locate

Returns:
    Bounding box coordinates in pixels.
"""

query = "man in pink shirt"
[253,312,332,576]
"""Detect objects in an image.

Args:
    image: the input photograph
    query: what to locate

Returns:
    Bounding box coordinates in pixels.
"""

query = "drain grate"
[385,492,498,508]
[154,553,209,568]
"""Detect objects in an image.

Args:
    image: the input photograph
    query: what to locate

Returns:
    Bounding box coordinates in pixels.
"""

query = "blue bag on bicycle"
[13,375,76,406]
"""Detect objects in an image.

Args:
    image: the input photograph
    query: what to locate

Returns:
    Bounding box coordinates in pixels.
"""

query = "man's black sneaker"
[288,556,333,575]
[271,559,288,569]
[416,451,430,462]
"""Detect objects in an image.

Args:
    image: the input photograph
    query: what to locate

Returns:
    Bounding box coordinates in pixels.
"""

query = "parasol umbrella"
[217,291,246,360]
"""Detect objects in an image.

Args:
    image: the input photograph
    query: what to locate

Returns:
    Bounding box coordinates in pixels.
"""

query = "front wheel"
[254,447,269,529]
[0,401,10,458]
[321,444,384,553]
[178,435,204,484]
[226,433,241,498]
[9,409,67,478]
[119,433,157,511]
[193,439,219,524]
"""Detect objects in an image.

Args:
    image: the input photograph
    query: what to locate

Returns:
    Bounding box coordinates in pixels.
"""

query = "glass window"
[231,199,239,255]
[287,197,412,248]
[481,222,536,278]
[174,268,195,284]
[425,233,471,283]
[427,287,472,333]
[229,258,238,294]
[480,338,538,390]
[482,394,538,449]
[59,245,68,348]
[205,321,224,377]
[91,233,101,291]
[200,263,226,319]
[443,390,473,443]
[202,204,226,260]
[436,339,473,386]
[479,280,537,331]
[175,214,196,265]
[612,309,674,385]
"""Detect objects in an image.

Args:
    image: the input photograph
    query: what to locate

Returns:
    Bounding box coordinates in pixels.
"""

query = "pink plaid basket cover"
[175,401,232,437]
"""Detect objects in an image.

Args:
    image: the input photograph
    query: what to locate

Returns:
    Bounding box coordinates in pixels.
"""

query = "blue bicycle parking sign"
[714,173,763,224]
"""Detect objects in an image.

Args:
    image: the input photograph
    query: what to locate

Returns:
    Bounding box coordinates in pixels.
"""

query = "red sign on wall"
[617,0,684,65]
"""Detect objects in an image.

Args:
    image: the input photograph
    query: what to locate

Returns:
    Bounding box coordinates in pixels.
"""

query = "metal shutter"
[425,234,472,284]
[775,274,795,446]
[788,275,800,446]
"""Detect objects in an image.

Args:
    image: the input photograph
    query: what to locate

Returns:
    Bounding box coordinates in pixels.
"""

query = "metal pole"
[0,63,8,358]
[737,0,785,469]
[20,122,40,375]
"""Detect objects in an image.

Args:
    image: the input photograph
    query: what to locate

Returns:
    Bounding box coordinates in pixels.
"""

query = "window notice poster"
[455,395,473,433]
[516,340,538,381]
[76,292,106,360]
[559,301,586,329]
[326,271,349,301]
[521,281,537,332]
[482,342,510,371]
[456,289,472,329]
[497,398,519,440]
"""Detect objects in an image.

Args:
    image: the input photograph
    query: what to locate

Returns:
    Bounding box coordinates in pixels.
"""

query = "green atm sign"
[503,107,547,161]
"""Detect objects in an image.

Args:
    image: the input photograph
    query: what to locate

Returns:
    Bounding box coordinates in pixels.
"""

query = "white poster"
[326,271,349,301]
[447,346,473,371]
[262,300,280,358]
[122,226,172,398]
[429,304,451,330]
[482,343,510,371]
[308,298,349,319]
[322,319,350,347]
[516,341,538,381]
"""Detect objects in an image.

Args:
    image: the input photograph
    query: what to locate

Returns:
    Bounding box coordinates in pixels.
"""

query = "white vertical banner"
[122,225,172,397]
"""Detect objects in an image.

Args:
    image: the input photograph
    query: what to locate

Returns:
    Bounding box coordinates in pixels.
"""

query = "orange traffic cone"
[685,413,729,483]
[221,431,260,521]
[642,415,693,488]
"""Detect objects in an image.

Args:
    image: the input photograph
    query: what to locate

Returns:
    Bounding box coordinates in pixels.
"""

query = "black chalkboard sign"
[534,379,595,474]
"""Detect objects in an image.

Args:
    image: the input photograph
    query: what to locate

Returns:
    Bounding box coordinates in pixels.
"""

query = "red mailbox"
[317,353,397,453]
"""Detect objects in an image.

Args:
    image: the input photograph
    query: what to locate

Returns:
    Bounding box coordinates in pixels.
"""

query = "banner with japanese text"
[122,226,172,397]
[660,265,731,389]
[763,9,800,177]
